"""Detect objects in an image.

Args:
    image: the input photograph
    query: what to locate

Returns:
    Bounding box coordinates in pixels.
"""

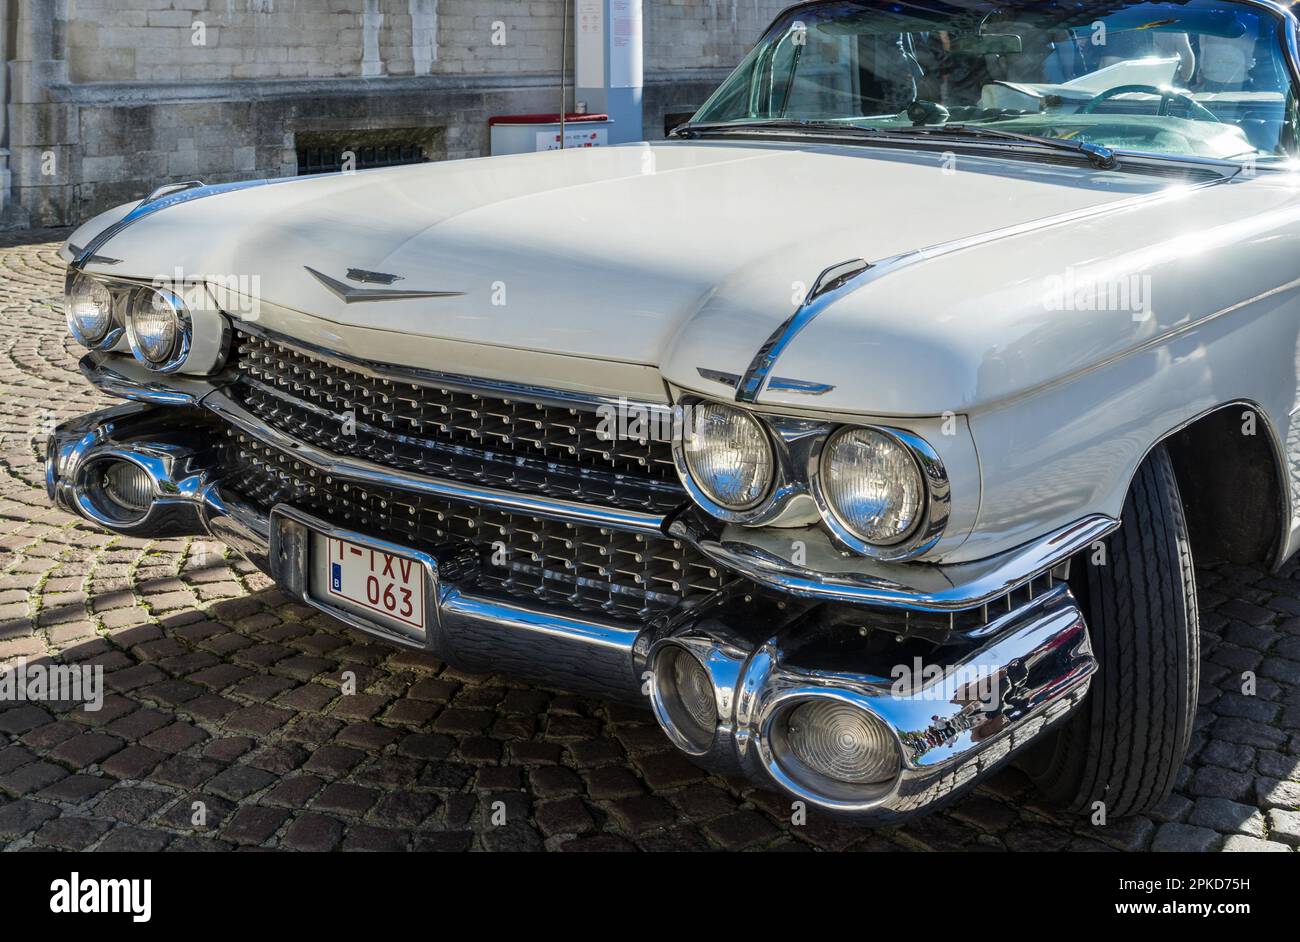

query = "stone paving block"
[1220,834,1291,852]
[222,805,290,845]
[282,812,345,851]
[34,815,113,849]
[1151,822,1222,852]
[0,798,60,837]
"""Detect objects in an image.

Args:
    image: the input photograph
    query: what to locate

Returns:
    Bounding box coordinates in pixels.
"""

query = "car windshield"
[690,0,1298,164]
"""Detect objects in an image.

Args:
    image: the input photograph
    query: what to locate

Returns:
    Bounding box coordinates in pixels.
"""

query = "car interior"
[700,1,1299,162]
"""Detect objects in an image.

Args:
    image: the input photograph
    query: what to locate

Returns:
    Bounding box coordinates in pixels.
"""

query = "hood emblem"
[346,268,403,285]
[67,243,122,266]
[305,266,465,304]
[697,367,834,396]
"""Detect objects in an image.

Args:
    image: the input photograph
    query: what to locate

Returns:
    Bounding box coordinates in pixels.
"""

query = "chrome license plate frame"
[269,505,439,648]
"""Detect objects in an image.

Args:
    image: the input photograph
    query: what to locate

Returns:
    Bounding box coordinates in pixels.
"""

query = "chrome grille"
[230,331,681,509]
[221,430,729,621]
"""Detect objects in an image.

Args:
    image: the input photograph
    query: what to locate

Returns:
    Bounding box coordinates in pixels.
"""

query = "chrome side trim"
[735,174,1233,404]
[201,388,668,536]
[303,266,465,304]
[141,180,205,204]
[668,511,1118,611]
[736,259,875,403]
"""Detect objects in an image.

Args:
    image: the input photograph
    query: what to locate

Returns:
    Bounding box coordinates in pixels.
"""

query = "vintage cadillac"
[49,0,1300,824]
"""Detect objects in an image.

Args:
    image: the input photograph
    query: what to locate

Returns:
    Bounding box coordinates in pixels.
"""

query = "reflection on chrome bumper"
[647,584,1093,821]
[668,509,1118,612]
[46,403,1097,822]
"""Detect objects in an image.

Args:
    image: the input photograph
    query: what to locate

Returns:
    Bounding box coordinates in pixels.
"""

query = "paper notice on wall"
[576,0,605,88]
[610,0,643,89]
[536,127,609,151]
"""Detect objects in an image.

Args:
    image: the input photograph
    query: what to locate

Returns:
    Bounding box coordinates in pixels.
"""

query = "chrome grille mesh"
[221,430,729,621]
[231,331,680,501]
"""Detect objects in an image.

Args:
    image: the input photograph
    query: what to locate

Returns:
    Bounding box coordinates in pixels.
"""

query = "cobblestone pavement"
[1,233,1298,852]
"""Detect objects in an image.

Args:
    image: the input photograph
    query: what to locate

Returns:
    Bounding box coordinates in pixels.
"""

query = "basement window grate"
[295,130,434,175]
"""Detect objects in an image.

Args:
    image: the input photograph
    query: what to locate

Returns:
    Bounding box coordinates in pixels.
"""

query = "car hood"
[73,140,1288,413]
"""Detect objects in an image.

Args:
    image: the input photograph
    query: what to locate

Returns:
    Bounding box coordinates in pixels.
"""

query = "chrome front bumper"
[47,397,1098,823]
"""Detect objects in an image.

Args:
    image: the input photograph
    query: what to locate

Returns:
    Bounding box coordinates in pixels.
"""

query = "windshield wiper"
[670,118,1120,170]
[671,119,883,138]
[900,123,1119,170]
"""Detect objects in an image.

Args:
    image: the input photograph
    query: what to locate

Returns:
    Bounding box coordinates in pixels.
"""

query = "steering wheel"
[1080,84,1221,123]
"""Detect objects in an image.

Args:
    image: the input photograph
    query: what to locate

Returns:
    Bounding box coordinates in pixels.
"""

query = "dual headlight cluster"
[66,272,206,373]
[675,400,944,559]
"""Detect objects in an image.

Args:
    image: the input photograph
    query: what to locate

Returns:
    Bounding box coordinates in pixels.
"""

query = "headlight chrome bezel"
[674,401,777,517]
[63,271,227,375]
[673,396,950,561]
[125,285,192,373]
[64,270,126,351]
[808,425,950,561]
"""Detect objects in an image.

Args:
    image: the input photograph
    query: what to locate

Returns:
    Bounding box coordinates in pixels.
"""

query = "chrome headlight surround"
[672,400,782,523]
[809,425,950,561]
[671,396,951,560]
[125,285,192,373]
[63,269,230,376]
[756,690,903,812]
[64,270,126,351]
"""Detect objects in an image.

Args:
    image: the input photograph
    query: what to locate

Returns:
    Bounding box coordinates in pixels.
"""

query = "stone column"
[8,0,71,226]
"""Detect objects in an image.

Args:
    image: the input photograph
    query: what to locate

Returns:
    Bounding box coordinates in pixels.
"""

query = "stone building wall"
[2,0,788,228]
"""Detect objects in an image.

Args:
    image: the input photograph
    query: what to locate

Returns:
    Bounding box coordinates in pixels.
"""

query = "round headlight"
[820,427,924,546]
[67,274,115,346]
[127,288,185,366]
[783,700,900,785]
[681,403,774,512]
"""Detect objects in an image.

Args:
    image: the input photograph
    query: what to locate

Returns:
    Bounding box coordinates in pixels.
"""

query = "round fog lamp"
[127,288,185,367]
[67,274,115,347]
[784,700,899,785]
[673,650,716,731]
[681,402,774,512]
[84,459,154,525]
[651,646,717,752]
[821,427,924,546]
[102,461,153,514]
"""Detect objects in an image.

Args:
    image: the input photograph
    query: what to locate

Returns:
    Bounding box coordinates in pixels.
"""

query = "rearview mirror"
[951,33,1024,55]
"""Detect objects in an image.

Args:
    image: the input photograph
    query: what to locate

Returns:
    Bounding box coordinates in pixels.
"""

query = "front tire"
[1024,444,1199,817]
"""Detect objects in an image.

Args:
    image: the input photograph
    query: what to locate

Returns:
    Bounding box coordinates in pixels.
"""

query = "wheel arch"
[1151,400,1291,569]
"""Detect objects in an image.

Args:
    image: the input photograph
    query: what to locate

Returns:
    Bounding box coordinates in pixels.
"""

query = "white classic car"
[49,0,1300,823]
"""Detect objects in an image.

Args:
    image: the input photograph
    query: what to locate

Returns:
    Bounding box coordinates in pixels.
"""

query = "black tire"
[1023,443,1199,817]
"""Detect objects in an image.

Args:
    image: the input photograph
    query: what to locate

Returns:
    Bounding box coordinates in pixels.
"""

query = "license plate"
[311,533,427,634]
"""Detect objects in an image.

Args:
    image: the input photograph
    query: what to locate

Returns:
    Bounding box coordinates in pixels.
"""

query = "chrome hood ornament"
[305,266,465,304]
